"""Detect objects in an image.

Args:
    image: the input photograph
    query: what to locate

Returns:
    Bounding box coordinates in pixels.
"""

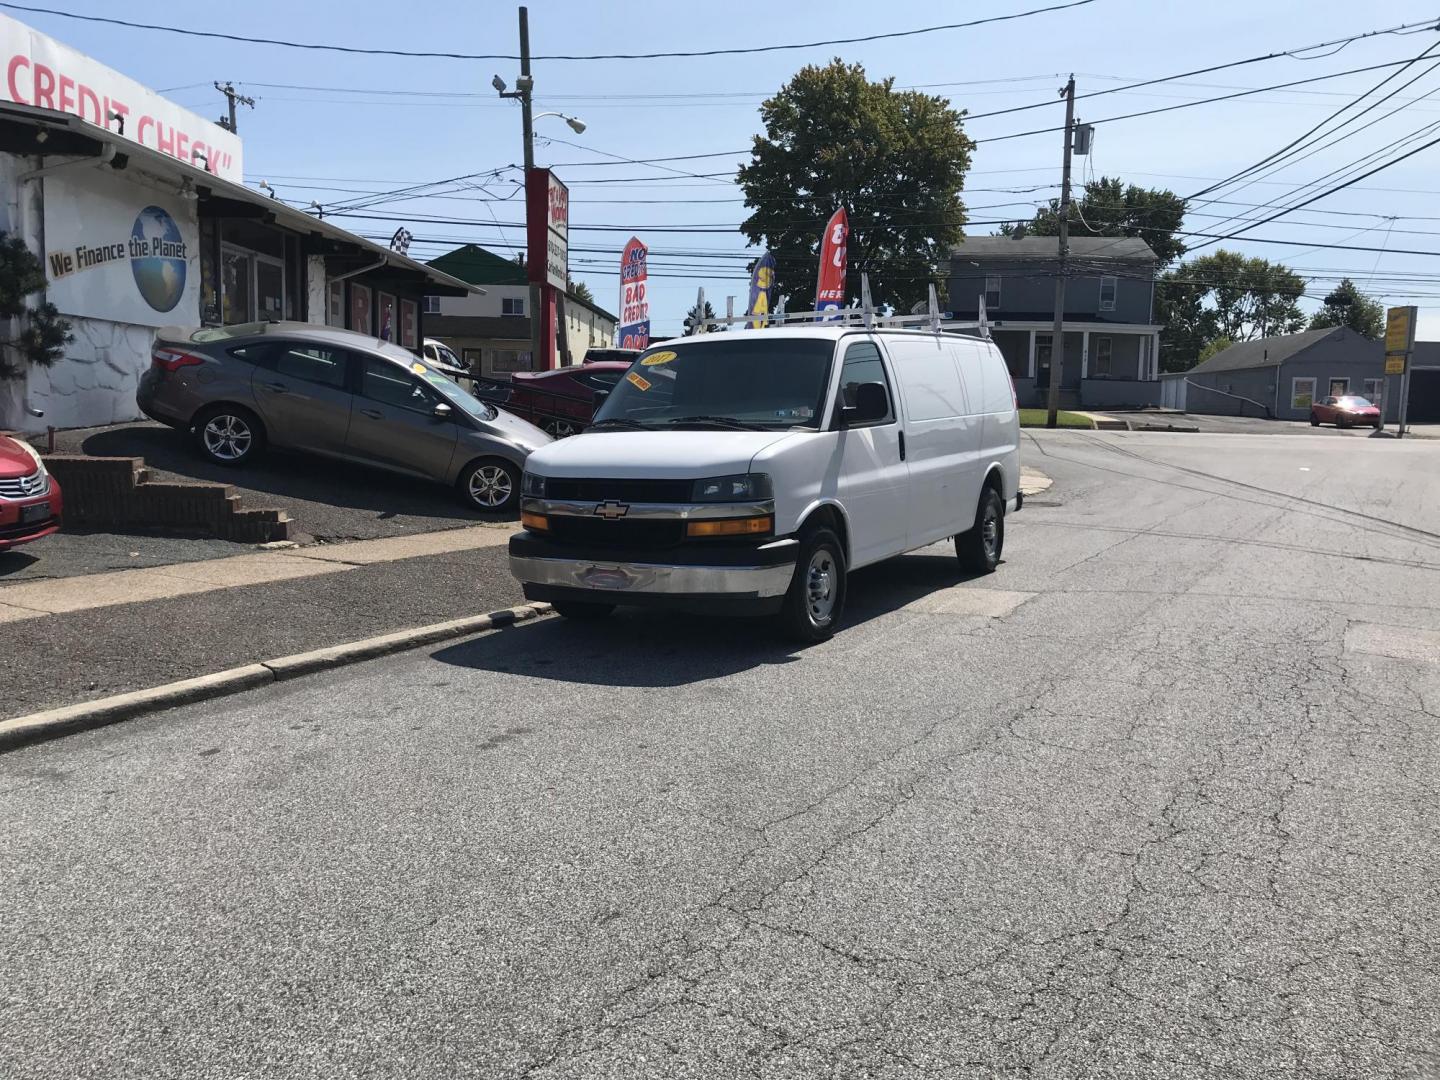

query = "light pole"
[493,8,586,371]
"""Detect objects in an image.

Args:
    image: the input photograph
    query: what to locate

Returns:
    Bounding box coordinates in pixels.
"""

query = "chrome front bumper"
[510,539,798,599]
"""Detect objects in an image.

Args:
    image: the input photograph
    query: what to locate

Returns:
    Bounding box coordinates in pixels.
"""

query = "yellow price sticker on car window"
[640,350,678,367]
[411,362,428,374]
[626,371,652,392]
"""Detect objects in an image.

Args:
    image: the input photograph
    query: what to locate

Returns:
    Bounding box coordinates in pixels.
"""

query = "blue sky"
[27,0,1440,338]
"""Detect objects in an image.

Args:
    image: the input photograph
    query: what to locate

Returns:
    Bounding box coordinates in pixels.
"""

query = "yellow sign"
[639,350,677,367]
[1385,306,1415,354]
[1386,355,1406,375]
[625,371,652,392]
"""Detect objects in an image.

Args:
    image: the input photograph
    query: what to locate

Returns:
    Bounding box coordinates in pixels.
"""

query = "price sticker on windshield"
[640,350,677,367]
[626,371,653,392]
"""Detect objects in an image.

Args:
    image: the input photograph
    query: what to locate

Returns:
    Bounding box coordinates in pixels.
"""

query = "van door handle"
[898,431,907,461]
[262,382,287,393]
[359,408,383,419]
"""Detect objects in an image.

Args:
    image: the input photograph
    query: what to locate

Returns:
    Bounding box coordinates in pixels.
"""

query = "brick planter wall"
[41,456,290,543]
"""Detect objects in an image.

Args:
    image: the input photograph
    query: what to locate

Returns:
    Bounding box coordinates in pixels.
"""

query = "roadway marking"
[904,587,1035,618]
[1345,622,1440,664]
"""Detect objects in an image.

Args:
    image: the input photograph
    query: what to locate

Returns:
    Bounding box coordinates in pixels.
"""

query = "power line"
[0,0,1096,61]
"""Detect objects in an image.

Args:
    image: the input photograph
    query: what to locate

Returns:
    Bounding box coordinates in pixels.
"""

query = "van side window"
[839,342,895,425]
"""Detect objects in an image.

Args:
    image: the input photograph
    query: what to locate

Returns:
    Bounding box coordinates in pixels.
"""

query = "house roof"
[0,100,479,297]
[427,244,529,287]
[1186,326,1362,375]
[951,235,1158,261]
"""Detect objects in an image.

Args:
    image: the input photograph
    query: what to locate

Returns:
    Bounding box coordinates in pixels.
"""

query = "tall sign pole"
[1384,305,1416,437]
[517,8,543,371]
[1045,76,1076,429]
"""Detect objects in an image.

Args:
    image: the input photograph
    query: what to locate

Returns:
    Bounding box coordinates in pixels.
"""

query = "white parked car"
[509,326,1021,641]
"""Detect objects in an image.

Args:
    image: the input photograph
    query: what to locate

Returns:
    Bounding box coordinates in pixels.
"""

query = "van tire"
[957,487,1005,574]
[778,526,846,644]
[553,601,615,620]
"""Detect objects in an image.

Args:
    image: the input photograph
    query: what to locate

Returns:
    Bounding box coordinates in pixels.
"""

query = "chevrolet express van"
[509,326,1021,641]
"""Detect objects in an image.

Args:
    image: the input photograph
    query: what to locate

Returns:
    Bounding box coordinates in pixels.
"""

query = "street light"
[532,111,586,135]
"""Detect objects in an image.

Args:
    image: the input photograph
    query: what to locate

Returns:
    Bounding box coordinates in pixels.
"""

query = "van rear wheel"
[957,487,1005,574]
[778,526,846,644]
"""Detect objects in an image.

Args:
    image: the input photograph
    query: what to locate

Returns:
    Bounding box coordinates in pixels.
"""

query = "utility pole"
[1044,76,1076,429]
[517,8,542,372]
[214,82,254,133]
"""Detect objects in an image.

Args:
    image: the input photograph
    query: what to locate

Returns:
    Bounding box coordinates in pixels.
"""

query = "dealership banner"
[0,13,243,181]
[746,251,776,328]
[42,169,200,328]
[815,208,848,319]
[618,236,650,349]
[526,168,569,291]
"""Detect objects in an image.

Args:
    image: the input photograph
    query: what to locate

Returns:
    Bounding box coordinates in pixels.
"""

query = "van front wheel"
[957,487,1005,574]
[778,527,847,644]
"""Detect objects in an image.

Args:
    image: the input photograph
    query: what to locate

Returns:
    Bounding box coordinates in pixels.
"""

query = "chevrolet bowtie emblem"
[594,500,630,520]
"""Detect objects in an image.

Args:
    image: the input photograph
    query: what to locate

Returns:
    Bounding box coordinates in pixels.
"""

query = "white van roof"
[659,326,990,345]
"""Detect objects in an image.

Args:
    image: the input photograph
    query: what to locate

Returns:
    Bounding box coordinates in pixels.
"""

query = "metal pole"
[1398,365,1412,437]
[1045,76,1076,429]
[519,7,543,372]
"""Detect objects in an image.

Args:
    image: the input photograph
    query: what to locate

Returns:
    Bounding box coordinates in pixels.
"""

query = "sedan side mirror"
[433,401,453,420]
[840,382,888,427]
[593,388,610,405]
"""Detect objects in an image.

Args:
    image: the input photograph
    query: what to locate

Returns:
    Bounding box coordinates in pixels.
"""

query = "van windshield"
[592,338,835,430]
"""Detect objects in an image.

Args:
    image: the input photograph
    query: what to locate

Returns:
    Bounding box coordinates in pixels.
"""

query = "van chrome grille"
[544,477,692,503]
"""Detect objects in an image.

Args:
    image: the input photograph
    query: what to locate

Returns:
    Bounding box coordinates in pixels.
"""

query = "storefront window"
[350,282,373,334]
[199,218,221,325]
[377,291,396,342]
[399,298,418,349]
[327,281,345,327]
[221,245,253,325]
[256,256,285,322]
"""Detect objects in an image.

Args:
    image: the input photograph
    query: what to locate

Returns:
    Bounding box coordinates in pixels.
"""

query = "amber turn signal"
[686,516,772,538]
[521,511,549,531]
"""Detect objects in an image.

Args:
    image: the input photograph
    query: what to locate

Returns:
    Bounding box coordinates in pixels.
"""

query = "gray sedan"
[138,322,550,512]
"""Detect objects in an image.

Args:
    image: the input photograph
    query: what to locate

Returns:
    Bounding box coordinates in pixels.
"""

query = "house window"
[1292,377,1316,410]
[1099,276,1117,312]
[1363,377,1383,401]
[1093,336,1112,377]
[422,295,441,314]
[502,297,526,317]
[984,276,1001,311]
[1328,377,1349,397]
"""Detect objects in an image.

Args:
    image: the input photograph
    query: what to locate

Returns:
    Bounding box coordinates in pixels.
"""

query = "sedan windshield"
[592,338,835,429]
[1338,396,1374,408]
[411,362,497,420]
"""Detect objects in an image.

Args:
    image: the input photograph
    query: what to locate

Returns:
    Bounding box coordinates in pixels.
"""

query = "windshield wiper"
[588,417,653,431]
[666,415,767,431]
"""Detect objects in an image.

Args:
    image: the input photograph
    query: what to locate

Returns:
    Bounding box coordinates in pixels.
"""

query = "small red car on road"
[0,434,61,550]
[1311,395,1382,429]
[496,361,632,437]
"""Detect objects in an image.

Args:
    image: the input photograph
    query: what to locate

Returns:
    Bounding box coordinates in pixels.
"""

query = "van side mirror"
[593,388,610,406]
[840,382,888,426]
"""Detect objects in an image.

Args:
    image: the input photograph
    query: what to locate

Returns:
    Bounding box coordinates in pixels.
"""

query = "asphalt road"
[4,429,1439,1079]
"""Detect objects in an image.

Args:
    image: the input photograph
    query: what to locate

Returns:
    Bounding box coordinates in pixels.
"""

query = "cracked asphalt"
[3,429,1439,1079]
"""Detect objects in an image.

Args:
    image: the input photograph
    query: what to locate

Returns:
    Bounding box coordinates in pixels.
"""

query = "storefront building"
[0,14,475,432]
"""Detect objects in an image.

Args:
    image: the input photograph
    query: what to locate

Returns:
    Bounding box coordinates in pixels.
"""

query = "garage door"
[1409,370,1440,423]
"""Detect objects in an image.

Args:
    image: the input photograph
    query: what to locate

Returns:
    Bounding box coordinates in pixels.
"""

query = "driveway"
[51,421,518,544]
[1107,410,1439,438]
[4,430,1438,1078]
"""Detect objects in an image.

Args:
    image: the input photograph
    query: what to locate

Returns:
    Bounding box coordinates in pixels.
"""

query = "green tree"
[0,233,70,381]
[1007,177,1189,265]
[737,60,973,312]
[568,280,595,305]
[1308,277,1384,338]
[1197,336,1233,363]
[1156,250,1305,370]
[682,299,717,336]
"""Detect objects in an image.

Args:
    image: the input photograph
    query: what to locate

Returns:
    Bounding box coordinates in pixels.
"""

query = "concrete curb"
[0,602,552,753]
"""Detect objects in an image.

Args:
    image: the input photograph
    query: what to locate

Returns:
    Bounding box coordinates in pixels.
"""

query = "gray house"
[948,235,1162,410]
[1162,326,1403,421]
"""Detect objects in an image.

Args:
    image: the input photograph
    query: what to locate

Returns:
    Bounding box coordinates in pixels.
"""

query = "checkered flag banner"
[389,227,413,256]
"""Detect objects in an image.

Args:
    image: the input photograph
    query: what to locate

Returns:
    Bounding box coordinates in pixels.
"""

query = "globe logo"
[130,206,187,312]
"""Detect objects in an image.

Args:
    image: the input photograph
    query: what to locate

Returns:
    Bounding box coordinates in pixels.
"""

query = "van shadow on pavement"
[432,547,991,689]
[64,423,509,539]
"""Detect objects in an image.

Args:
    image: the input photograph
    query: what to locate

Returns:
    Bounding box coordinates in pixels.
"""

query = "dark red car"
[0,434,62,550]
[1311,395,1381,429]
[499,361,632,437]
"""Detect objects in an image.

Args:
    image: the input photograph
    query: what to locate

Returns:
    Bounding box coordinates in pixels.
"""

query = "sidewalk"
[0,524,526,718]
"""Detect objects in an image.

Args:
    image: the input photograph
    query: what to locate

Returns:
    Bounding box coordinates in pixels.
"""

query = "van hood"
[526,429,800,478]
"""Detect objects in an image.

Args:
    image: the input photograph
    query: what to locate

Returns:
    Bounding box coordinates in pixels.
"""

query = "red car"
[503,361,632,437]
[1311,395,1381,429]
[0,434,62,550]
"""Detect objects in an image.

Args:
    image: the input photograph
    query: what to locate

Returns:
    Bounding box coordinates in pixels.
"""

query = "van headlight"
[521,471,547,498]
[692,472,772,502]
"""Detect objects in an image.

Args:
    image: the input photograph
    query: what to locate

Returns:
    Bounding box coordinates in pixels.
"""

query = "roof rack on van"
[689,275,990,338]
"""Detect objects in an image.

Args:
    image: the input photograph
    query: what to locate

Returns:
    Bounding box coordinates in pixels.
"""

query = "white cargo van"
[509,325,1021,641]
